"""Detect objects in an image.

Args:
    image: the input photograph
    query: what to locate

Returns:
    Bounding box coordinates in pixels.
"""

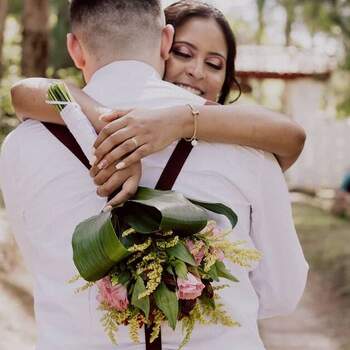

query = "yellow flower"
[150,310,165,343]
[156,236,179,249]
[128,238,152,253]
[138,259,163,299]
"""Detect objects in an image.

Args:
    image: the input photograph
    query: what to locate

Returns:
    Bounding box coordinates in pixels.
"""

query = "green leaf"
[166,265,175,276]
[122,187,208,234]
[116,271,131,286]
[200,295,216,310]
[154,282,179,330]
[72,211,131,282]
[207,264,219,282]
[188,199,238,229]
[173,259,188,279]
[47,82,74,112]
[131,277,150,318]
[215,261,239,283]
[167,242,196,266]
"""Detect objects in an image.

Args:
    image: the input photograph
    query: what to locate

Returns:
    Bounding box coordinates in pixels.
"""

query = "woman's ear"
[67,33,86,70]
[160,24,175,61]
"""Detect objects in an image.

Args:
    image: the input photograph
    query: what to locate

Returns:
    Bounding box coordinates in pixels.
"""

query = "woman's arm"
[11,78,108,132]
[92,103,306,175]
[12,79,305,171]
[188,104,306,172]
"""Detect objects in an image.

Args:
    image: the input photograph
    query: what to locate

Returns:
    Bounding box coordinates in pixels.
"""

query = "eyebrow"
[174,40,227,60]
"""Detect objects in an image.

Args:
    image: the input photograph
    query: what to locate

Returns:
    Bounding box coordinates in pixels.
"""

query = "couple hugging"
[0,1,309,349]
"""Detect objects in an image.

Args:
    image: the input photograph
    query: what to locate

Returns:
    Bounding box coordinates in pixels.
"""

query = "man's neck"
[85,56,164,83]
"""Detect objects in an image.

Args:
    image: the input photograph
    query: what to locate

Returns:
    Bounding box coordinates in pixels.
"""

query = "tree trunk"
[0,0,8,79]
[256,0,266,44]
[284,1,295,46]
[21,0,49,77]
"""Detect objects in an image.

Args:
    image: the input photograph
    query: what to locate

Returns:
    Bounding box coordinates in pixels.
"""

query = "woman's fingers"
[115,144,151,170]
[95,136,147,171]
[93,116,129,149]
[94,127,134,164]
[96,162,141,199]
[99,109,132,123]
[106,175,140,207]
[93,162,118,186]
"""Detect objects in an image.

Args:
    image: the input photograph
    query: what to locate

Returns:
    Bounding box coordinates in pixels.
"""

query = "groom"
[0,1,308,349]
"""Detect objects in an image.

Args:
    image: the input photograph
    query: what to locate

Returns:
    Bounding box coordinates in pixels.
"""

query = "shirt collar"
[85,60,162,93]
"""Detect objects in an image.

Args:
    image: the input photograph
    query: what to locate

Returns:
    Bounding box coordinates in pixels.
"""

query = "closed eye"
[207,62,222,70]
[172,49,192,59]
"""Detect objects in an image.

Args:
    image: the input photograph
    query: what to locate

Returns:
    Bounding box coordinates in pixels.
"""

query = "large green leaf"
[167,242,196,266]
[154,282,179,330]
[188,199,238,229]
[122,187,208,234]
[131,276,150,318]
[72,212,131,282]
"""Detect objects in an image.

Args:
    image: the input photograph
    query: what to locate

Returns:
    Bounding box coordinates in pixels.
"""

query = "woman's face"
[164,17,227,102]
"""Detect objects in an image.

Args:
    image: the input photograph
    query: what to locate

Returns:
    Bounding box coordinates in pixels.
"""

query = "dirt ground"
[260,272,341,350]
[0,202,349,350]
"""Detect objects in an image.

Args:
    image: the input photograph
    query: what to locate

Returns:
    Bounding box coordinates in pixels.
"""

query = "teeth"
[176,84,202,96]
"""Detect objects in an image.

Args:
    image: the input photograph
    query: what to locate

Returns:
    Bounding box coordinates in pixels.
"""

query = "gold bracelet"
[184,104,200,146]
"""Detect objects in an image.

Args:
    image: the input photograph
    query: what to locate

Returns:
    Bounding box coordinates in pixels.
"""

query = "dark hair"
[69,0,163,54]
[165,0,241,104]
[70,0,162,26]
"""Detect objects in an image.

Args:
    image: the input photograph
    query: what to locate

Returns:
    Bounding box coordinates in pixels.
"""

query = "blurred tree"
[277,0,296,46]
[300,0,350,116]
[50,0,73,74]
[8,0,21,17]
[0,0,8,79]
[256,0,266,44]
[21,0,49,76]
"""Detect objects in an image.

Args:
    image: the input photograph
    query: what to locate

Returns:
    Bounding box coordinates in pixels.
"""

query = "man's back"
[0,61,308,350]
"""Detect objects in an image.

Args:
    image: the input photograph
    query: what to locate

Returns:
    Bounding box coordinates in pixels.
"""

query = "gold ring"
[131,137,138,148]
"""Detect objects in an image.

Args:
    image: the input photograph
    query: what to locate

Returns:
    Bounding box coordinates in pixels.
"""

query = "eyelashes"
[206,62,222,70]
[172,49,223,71]
[172,49,192,59]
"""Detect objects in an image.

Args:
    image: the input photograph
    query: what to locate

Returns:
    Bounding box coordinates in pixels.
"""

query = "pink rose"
[177,273,205,300]
[185,240,206,265]
[97,276,129,311]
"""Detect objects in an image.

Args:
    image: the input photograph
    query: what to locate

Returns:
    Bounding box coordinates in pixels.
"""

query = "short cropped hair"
[69,0,163,57]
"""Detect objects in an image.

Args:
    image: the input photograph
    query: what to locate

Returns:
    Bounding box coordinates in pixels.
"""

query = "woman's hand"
[91,161,142,208]
[92,106,190,171]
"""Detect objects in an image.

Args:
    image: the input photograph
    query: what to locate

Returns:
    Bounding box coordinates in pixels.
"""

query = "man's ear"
[160,24,175,61]
[67,33,86,70]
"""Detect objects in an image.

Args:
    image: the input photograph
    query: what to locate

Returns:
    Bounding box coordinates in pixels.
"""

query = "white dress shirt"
[0,61,308,350]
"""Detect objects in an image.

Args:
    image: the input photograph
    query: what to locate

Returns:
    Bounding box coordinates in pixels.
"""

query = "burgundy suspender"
[42,100,216,350]
[43,123,91,169]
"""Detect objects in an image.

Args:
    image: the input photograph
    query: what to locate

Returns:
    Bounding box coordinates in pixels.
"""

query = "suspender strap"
[42,100,215,350]
[155,139,193,190]
[43,123,90,169]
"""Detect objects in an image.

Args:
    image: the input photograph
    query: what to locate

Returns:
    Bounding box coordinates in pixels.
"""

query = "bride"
[11,0,305,204]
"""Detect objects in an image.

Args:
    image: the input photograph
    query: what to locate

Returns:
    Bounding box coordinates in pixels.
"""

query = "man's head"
[67,0,174,81]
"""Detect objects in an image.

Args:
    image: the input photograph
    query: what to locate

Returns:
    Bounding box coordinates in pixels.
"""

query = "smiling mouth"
[174,83,204,96]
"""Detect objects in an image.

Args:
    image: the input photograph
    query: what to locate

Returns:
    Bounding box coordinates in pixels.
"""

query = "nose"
[186,59,205,80]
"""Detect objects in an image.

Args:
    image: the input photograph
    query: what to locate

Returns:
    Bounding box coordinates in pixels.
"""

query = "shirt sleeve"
[249,152,309,319]
[0,132,22,236]
[60,103,98,164]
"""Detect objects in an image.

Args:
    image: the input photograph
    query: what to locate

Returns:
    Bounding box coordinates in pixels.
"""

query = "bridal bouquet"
[48,83,262,350]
